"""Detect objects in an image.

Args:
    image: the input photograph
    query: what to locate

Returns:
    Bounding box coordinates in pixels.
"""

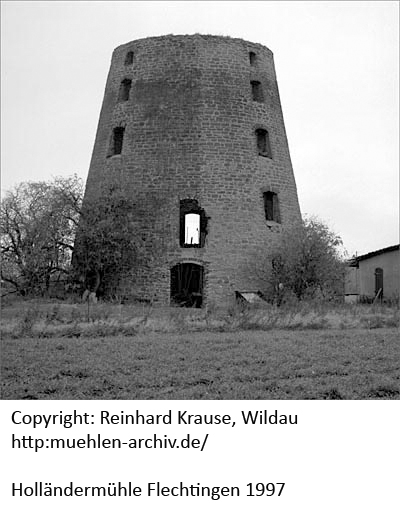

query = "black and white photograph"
[1,1,398,400]
[1,2,399,527]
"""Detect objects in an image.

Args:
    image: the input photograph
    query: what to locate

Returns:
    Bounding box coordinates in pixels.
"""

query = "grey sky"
[1,1,398,256]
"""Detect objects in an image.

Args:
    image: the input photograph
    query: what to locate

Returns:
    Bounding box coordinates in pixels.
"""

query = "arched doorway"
[170,263,204,307]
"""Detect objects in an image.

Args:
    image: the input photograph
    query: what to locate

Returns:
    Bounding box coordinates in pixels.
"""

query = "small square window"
[263,192,281,223]
[256,129,272,158]
[119,79,132,101]
[251,81,264,102]
[125,51,134,65]
[108,127,125,157]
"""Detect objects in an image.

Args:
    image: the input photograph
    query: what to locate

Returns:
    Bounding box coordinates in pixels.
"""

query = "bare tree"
[2,176,168,300]
[1,175,82,295]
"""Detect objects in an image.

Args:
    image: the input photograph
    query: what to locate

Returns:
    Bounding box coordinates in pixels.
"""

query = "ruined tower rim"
[112,33,274,57]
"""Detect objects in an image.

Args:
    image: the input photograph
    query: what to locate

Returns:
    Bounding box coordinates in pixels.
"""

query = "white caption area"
[1,401,399,529]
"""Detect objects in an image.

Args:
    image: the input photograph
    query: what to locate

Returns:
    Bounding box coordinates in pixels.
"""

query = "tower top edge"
[113,34,274,56]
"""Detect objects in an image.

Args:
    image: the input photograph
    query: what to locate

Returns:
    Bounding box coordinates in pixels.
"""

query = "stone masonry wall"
[82,34,302,306]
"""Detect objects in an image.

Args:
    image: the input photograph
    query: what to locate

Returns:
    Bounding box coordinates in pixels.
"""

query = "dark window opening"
[125,51,134,65]
[249,52,256,65]
[180,199,207,248]
[251,81,264,102]
[109,127,125,156]
[256,128,272,158]
[263,192,281,223]
[170,263,204,308]
[119,79,132,101]
[374,268,383,299]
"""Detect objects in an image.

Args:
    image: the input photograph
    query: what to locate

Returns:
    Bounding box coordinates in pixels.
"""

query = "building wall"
[344,267,359,295]
[358,250,399,300]
[82,34,301,306]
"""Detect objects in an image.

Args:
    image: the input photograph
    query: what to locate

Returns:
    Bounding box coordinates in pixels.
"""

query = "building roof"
[349,244,399,266]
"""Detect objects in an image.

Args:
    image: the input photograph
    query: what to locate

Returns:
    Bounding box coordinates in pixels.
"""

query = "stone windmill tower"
[81,34,301,307]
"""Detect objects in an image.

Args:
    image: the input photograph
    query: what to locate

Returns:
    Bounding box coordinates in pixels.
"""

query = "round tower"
[82,34,301,306]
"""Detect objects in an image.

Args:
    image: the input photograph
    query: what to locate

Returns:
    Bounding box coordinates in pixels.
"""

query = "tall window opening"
[170,263,204,308]
[375,268,383,299]
[125,51,134,65]
[249,52,256,65]
[184,213,200,245]
[180,199,207,248]
[256,128,272,158]
[109,127,125,156]
[119,79,132,101]
[251,81,264,102]
[263,192,281,223]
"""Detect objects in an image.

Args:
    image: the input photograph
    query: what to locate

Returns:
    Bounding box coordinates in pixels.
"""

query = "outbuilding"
[345,244,399,302]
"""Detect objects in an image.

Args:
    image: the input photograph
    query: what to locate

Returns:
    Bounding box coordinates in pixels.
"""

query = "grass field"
[2,326,399,400]
[1,298,399,400]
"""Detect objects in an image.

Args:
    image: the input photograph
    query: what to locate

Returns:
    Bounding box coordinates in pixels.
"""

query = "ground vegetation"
[1,299,398,400]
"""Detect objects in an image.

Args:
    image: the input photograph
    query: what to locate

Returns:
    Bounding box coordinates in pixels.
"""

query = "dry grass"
[1,299,398,400]
[1,298,398,338]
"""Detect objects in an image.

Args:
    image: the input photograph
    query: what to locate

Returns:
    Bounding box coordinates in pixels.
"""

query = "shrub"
[256,216,346,302]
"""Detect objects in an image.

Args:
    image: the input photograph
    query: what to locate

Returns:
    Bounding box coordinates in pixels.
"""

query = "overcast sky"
[1,1,398,256]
